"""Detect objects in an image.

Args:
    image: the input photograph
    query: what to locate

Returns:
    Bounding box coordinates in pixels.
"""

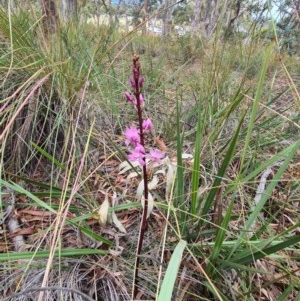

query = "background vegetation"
[0,0,299,300]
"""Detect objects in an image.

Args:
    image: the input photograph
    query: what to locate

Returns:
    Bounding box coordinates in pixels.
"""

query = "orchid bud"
[130,77,136,89]
[133,68,139,80]
[124,92,134,104]
[139,94,144,105]
[138,77,144,89]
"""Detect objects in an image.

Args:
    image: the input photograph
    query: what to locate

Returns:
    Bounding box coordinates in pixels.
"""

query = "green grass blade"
[174,98,186,233]
[206,196,235,277]
[239,44,273,172]
[228,139,300,257]
[10,175,87,203]
[209,87,248,144]
[0,249,107,261]
[200,111,246,220]
[31,142,66,171]
[230,235,300,266]
[68,219,112,246]
[11,175,64,192]
[190,103,203,215]
[277,284,296,301]
[204,281,229,301]
[0,179,56,213]
[217,259,274,273]
[225,140,300,196]
[157,240,187,301]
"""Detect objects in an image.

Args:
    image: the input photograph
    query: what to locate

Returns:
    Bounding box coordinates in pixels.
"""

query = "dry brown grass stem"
[2,286,95,301]
[0,72,53,142]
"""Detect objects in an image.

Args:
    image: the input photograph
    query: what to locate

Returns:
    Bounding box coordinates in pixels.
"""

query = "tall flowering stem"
[124,55,164,297]
[131,55,149,297]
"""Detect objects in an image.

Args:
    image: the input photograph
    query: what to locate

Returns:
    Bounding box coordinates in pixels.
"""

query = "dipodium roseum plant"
[124,55,164,298]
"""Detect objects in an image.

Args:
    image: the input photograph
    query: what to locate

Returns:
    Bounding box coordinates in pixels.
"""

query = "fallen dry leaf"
[9,226,37,237]
[155,136,167,152]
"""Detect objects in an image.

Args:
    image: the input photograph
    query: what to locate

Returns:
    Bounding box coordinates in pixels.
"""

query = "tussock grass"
[0,5,299,301]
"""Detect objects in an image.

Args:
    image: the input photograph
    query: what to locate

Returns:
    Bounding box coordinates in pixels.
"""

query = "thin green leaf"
[157,240,187,301]
[68,220,112,246]
[175,97,186,232]
[228,139,300,257]
[277,284,296,301]
[204,281,229,301]
[224,140,300,198]
[7,175,86,203]
[190,102,203,215]
[206,196,235,277]
[210,87,248,144]
[239,44,273,172]
[200,111,246,220]
[0,249,107,261]
[31,142,66,171]
[231,235,300,266]
[0,179,56,213]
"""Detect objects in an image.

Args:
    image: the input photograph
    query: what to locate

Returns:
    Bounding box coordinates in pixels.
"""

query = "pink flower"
[124,92,136,106]
[128,144,145,166]
[147,148,164,163]
[124,126,140,146]
[142,119,153,131]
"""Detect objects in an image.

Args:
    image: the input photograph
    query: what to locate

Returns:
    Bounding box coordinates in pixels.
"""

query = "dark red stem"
[132,55,149,298]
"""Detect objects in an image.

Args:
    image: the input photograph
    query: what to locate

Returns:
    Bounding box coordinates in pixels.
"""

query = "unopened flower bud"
[130,77,136,89]
[138,77,144,89]
[139,94,144,105]
[133,68,139,79]
[124,92,134,104]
